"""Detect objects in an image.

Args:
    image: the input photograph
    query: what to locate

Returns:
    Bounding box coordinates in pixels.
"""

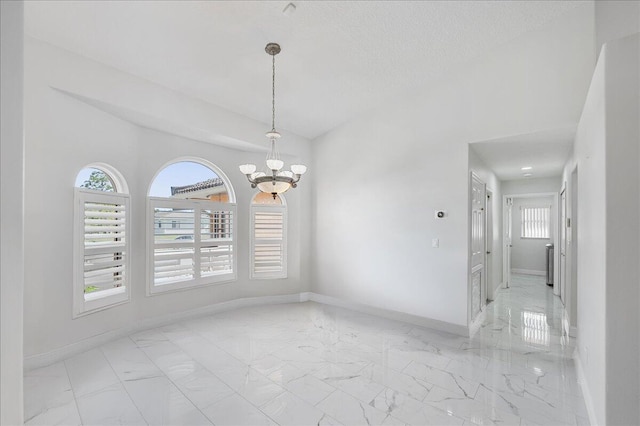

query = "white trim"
[25,293,303,370]
[25,292,469,369]
[76,163,130,194]
[147,156,236,203]
[511,268,546,276]
[307,292,469,337]
[468,308,487,337]
[490,281,504,301]
[574,348,597,425]
[562,309,578,338]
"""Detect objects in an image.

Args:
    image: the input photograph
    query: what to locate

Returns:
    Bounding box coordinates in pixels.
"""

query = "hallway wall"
[0,1,24,424]
[563,33,640,426]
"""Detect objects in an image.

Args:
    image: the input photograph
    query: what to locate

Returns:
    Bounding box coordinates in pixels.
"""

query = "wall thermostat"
[435,210,447,219]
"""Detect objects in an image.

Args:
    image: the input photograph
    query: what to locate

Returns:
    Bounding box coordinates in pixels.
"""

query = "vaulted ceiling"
[25,1,585,139]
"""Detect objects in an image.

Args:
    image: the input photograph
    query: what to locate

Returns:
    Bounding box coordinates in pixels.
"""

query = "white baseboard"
[562,310,578,338]
[468,308,487,338]
[24,293,303,371]
[569,325,577,338]
[511,268,546,276]
[490,281,504,301]
[574,348,598,425]
[306,292,469,337]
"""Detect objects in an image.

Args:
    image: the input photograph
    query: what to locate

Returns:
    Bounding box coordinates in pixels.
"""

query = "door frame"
[503,196,513,289]
[560,185,567,305]
[485,189,493,304]
[502,191,560,292]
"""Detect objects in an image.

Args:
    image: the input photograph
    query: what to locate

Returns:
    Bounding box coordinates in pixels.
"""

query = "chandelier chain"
[272,54,276,132]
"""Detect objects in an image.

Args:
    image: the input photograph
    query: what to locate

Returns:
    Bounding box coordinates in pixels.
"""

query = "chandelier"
[239,43,307,199]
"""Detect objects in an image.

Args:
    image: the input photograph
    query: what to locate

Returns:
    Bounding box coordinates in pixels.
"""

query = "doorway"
[502,192,560,292]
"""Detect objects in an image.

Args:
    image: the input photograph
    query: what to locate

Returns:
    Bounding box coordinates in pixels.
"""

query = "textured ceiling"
[471,128,574,181]
[25,1,585,139]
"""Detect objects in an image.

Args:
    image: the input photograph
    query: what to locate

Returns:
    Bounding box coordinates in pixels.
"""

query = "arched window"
[250,192,287,279]
[148,159,236,294]
[73,164,130,317]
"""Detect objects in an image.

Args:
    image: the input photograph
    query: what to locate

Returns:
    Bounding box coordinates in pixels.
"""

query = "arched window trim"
[147,156,235,203]
[147,158,237,295]
[73,164,131,318]
[250,192,288,280]
[77,162,130,194]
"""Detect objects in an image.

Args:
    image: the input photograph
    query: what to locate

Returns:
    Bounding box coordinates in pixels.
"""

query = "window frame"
[73,187,131,318]
[250,194,288,280]
[520,205,551,239]
[146,158,237,295]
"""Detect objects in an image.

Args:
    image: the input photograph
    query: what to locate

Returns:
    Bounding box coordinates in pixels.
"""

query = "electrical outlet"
[432,238,439,248]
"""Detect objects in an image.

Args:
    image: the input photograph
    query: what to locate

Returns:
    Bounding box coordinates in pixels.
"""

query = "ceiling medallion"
[239,43,307,199]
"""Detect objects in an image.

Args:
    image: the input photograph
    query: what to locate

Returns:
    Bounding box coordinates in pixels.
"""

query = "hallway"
[470,274,587,424]
[25,275,587,425]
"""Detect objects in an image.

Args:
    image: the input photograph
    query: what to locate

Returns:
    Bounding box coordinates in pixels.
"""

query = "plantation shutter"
[521,206,551,239]
[251,207,287,279]
[149,198,236,294]
[74,189,130,316]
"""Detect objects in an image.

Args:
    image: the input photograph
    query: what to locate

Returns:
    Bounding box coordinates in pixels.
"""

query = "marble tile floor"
[24,274,588,425]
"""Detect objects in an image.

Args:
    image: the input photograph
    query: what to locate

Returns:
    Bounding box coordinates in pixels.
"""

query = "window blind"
[251,208,286,279]
[521,206,551,239]
[74,189,130,316]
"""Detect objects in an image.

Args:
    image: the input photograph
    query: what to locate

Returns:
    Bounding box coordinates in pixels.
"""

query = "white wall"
[0,2,24,424]
[468,148,502,301]
[23,38,312,359]
[312,4,594,331]
[501,177,560,195]
[570,45,607,426]
[603,34,639,426]
[564,33,640,426]
[595,0,640,57]
[510,196,554,273]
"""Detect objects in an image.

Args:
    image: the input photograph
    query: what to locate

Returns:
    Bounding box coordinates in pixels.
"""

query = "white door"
[560,188,567,305]
[470,173,485,320]
[504,197,513,288]
[484,190,493,304]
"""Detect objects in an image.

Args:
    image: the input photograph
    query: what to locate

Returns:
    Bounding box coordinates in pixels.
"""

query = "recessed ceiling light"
[523,173,533,177]
[521,166,532,171]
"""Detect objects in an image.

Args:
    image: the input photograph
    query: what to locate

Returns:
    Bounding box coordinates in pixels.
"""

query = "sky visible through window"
[149,161,220,197]
[75,162,221,197]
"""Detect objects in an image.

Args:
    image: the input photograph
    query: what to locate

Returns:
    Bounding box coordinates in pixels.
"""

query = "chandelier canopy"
[239,43,307,199]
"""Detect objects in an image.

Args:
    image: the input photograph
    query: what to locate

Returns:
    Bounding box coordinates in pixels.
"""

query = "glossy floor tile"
[24,274,587,425]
